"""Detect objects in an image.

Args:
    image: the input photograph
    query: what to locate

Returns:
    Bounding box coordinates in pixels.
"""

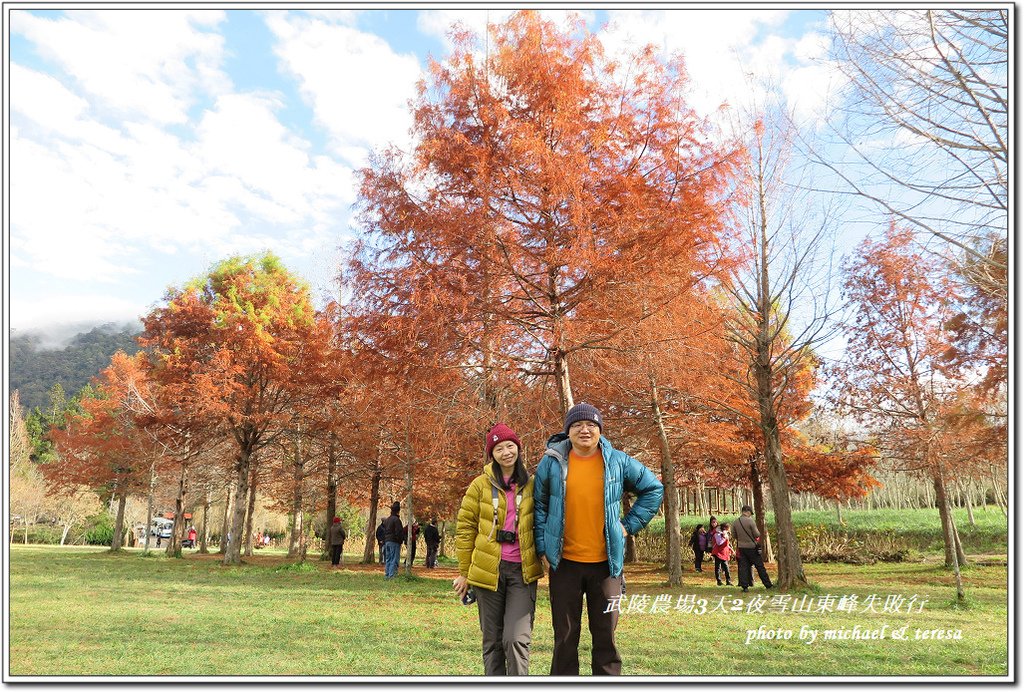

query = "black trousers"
[714,556,731,584]
[331,544,343,566]
[737,547,773,588]
[426,542,439,568]
[377,541,384,563]
[692,548,704,571]
[548,559,623,675]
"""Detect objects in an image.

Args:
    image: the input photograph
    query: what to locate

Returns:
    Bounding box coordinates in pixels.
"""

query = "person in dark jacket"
[534,403,664,676]
[328,517,347,567]
[382,502,404,579]
[733,505,773,591]
[375,518,386,563]
[424,519,441,568]
[688,524,707,572]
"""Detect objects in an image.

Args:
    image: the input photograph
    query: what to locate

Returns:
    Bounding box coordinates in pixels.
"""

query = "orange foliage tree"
[349,10,739,420]
[47,355,160,551]
[833,225,989,600]
[140,253,325,566]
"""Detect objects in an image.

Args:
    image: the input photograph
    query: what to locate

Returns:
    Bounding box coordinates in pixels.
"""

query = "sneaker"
[717,581,723,586]
[742,587,749,592]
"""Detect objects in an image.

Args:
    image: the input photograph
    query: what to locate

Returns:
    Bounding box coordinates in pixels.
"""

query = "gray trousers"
[475,559,537,675]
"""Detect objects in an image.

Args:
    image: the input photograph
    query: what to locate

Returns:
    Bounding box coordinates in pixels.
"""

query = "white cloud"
[599,10,842,126]
[10,9,358,298]
[10,293,149,332]
[12,9,230,125]
[265,12,422,163]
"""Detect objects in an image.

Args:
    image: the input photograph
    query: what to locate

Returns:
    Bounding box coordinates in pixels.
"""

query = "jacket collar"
[544,433,608,463]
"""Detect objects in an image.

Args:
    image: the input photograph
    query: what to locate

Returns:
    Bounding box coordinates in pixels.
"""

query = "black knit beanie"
[564,402,603,434]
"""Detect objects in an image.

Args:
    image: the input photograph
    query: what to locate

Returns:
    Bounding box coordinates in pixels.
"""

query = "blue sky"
[8,7,840,334]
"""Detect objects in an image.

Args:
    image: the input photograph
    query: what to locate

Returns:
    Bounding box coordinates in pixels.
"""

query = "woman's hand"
[453,575,469,599]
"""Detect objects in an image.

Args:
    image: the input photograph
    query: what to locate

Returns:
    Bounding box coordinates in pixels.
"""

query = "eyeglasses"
[570,421,600,431]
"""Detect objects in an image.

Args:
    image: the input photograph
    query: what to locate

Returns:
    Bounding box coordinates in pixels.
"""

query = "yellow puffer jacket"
[456,464,543,591]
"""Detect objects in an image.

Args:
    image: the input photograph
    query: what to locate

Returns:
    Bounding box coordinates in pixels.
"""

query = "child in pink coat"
[711,522,734,586]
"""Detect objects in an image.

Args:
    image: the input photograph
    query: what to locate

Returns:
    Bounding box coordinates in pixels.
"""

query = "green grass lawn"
[8,544,1008,677]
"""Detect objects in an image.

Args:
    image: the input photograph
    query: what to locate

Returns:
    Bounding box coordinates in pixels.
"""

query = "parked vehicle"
[151,517,174,539]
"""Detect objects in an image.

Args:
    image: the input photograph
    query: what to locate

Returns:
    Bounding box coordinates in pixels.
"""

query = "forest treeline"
[10,324,141,412]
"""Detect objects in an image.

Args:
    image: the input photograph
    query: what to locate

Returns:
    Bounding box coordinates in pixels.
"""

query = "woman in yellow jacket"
[453,423,543,675]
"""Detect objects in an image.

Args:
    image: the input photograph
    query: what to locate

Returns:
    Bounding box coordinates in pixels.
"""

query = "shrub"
[82,513,114,546]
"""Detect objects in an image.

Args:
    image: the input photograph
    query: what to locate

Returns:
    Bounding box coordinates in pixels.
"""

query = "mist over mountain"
[9,321,143,412]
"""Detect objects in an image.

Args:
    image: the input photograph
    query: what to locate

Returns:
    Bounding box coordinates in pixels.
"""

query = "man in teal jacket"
[533,403,664,675]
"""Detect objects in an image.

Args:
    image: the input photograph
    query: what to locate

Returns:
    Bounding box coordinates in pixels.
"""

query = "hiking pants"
[475,559,537,675]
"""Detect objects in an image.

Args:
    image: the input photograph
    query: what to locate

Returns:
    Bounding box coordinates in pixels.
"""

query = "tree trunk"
[299,511,314,562]
[961,480,976,527]
[219,482,234,555]
[60,524,71,546]
[323,436,338,561]
[288,439,306,558]
[933,471,967,568]
[243,465,259,558]
[760,416,805,588]
[326,434,339,552]
[289,509,304,559]
[694,481,705,517]
[110,492,127,551]
[362,467,382,563]
[143,458,157,553]
[439,520,447,558]
[404,453,415,577]
[750,456,774,564]
[167,463,188,558]
[199,487,211,554]
[932,470,966,600]
[553,349,574,416]
[836,499,845,526]
[989,464,1007,517]
[651,378,681,586]
[223,447,253,566]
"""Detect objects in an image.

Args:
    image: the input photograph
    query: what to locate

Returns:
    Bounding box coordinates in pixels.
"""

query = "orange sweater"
[561,449,607,562]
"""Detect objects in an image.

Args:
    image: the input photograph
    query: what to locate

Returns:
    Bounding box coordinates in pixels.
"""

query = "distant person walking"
[329,517,347,567]
[187,526,198,549]
[382,502,404,579]
[733,505,773,592]
[710,522,733,586]
[376,519,386,563]
[687,525,707,572]
[424,519,441,568]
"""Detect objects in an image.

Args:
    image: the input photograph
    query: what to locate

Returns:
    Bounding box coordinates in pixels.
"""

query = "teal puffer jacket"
[533,434,664,577]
